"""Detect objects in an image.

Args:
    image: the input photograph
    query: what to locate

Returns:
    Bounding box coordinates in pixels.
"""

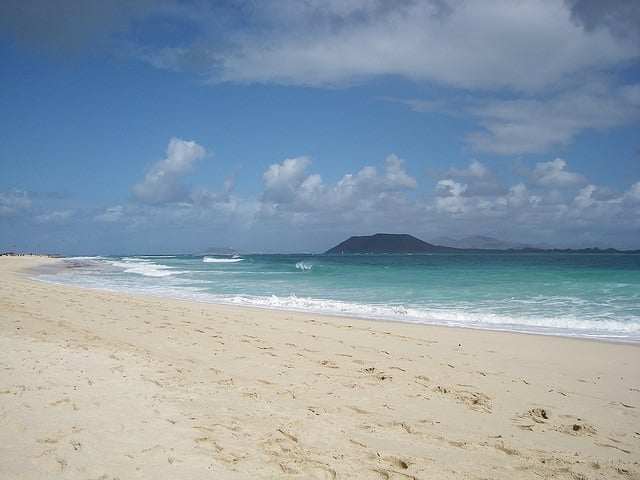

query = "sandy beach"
[0,256,638,479]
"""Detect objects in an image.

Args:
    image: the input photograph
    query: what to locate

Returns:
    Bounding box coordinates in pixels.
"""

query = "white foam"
[203,294,640,341]
[203,257,244,263]
[108,258,182,277]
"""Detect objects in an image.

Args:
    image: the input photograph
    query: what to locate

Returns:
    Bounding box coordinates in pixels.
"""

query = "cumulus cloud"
[530,158,586,188]
[447,159,489,179]
[253,153,424,239]
[382,154,418,190]
[505,183,528,209]
[191,176,236,206]
[434,179,467,198]
[261,153,418,212]
[388,155,640,247]
[330,154,418,202]
[443,159,506,196]
[133,138,207,205]
[262,157,312,204]
[126,151,640,249]
[6,151,639,251]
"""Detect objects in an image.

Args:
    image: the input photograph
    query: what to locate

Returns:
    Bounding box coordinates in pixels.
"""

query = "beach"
[1,256,638,479]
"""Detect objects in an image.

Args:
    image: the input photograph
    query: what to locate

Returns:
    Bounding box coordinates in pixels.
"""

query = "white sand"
[1,255,638,479]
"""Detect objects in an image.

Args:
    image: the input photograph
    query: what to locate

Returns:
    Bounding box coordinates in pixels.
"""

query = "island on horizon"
[324,233,640,254]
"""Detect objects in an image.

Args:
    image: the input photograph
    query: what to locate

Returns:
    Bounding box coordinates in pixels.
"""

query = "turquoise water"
[35,253,640,342]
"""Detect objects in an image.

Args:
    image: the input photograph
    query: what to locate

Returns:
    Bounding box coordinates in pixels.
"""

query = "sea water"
[34,253,640,342]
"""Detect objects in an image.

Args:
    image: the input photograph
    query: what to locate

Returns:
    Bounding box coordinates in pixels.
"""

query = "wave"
[215,294,640,340]
[295,261,313,270]
[108,258,182,277]
[203,257,244,263]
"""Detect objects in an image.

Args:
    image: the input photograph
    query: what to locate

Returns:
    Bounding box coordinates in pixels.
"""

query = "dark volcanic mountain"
[324,233,640,254]
[324,233,456,254]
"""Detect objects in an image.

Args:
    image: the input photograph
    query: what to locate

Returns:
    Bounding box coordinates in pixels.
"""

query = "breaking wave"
[108,258,181,277]
[203,257,244,263]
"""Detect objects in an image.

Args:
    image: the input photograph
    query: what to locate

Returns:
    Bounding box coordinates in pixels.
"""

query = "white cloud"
[0,188,30,215]
[119,151,633,249]
[262,157,312,204]
[530,158,586,188]
[625,181,640,204]
[387,82,640,156]
[505,183,527,209]
[4,2,638,159]
[444,159,506,196]
[6,152,639,251]
[383,154,418,190]
[261,153,418,213]
[8,1,632,93]
[434,179,467,198]
[447,159,489,179]
[197,1,639,92]
[191,176,236,206]
[133,138,208,205]
[465,83,640,155]
[574,184,598,209]
[329,154,418,204]
[431,177,472,216]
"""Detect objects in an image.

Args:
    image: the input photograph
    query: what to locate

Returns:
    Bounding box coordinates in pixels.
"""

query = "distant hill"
[325,233,640,254]
[324,233,457,254]
[431,235,530,250]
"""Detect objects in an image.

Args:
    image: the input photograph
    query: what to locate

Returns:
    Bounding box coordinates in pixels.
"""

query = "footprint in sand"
[558,417,597,436]
[370,456,413,480]
[362,367,392,381]
[320,360,339,369]
[49,397,79,411]
[513,407,550,431]
[514,408,597,437]
[434,385,492,413]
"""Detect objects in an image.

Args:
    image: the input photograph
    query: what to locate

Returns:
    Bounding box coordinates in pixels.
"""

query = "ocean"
[34,253,640,343]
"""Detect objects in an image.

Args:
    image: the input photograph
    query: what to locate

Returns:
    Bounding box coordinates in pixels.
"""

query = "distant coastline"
[324,233,640,255]
[0,252,63,258]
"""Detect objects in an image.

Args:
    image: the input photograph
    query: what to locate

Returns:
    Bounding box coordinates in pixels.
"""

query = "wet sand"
[1,255,638,479]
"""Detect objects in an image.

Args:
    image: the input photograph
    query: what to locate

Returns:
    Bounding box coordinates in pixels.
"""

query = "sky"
[1,0,639,254]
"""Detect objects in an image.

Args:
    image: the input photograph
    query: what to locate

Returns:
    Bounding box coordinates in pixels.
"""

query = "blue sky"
[1,0,639,254]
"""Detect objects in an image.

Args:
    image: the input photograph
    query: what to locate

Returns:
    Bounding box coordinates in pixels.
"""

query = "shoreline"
[1,255,639,479]
[24,254,640,345]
